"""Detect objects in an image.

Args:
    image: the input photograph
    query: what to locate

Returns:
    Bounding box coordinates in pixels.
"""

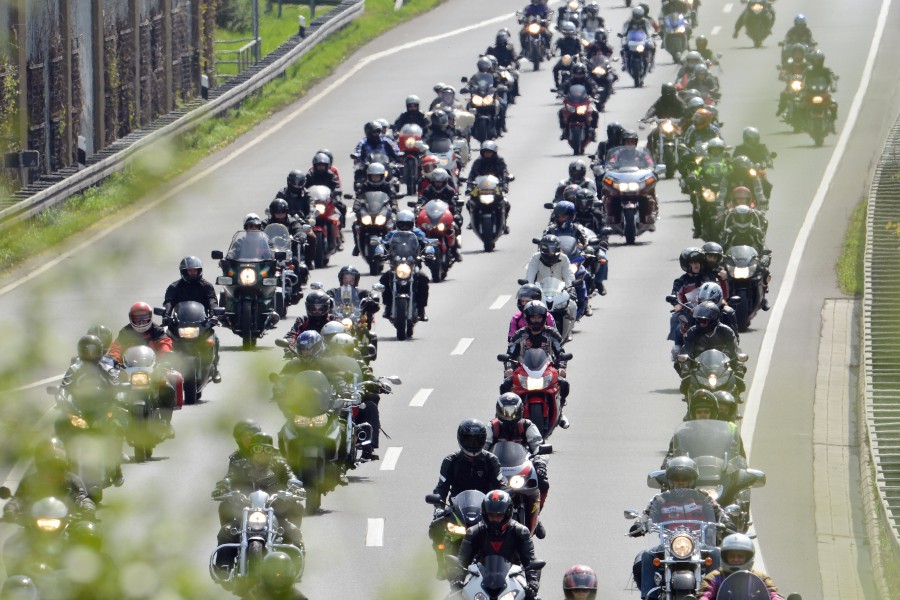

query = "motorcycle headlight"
[708,374,718,388]
[480,194,496,205]
[499,592,517,600]
[483,95,494,105]
[733,266,750,279]
[670,534,695,559]
[361,215,373,225]
[374,214,387,226]
[178,326,200,339]
[130,372,151,388]
[526,377,545,391]
[527,23,540,34]
[395,263,413,280]
[472,95,484,107]
[569,263,578,274]
[69,414,88,429]
[341,318,353,331]
[36,518,62,532]
[315,203,327,214]
[576,105,587,115]
[446,522,467,536]
[293,413,330,428]
[568,0,578,8]
[437,222,446,231]
[675,25,686,33]
[248,511,267,531]
[661,121,675,134]
[812,96,824,104]
[636,44,645,53]
[790,80,803,92]
[404,137,416,149]
[509,475,525,489]
[750,3,764,13]
[702,188,716,202]
[618,182,639,192]
[239,268,257,286]
[748,168,757,177]
[592,67,606,76]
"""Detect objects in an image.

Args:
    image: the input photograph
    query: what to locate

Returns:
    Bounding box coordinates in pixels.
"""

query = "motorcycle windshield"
[363,191,390,214]
[279,370,336,416]
[321,355,364,386]
[123,345,156,368]
[429,150,455,171]
[538,277,566,296]
[696,349,731,377]
[399,123,423,138]
[429,138,453,154]
[424,200,449,222]
[368,152,391,168]
[226,231,274,262]
[806,76,829,93]
[264,224,292,255]
[714,571,772,599]
[627,29,649,43]
[521,348,550,373]
[566,85,589,103]
[491,441,529,468]
[664,13,685,28]
[452,490,487,524]
[479,555,513,593]
[334,284,362,316]
[388,231,420,261]
[307,185,331,203]
[727,245,758,266]
[671,421,742,482]
[557,234,579,258]
[606,148,654,170]
[174,301,207,325]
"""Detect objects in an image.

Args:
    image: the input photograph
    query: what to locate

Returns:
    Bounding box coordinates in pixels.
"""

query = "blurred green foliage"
[836,199,866,295]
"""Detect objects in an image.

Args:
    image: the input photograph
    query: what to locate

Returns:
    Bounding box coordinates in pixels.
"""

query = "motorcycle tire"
[134,444,152,463]
[736,295,751,331]
[275,290,286,319]
[623,207,637,244]
[240,300,254,350]
[570,127,585,156]
[429,248,444,283]
[625,0,631,6]
[395,298,409,341]
[406,320,415,338]
[305,485,322,515]
[530,410,547,439]
[314,234,326,269]
[369,261,383,276]
[484,240,495,252]
[183,379,199,405]
[531,46,541,71]
[810,119,825,147]
[663,147,676,179]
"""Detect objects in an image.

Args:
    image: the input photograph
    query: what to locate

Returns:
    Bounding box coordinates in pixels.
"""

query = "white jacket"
[525,253,575,287]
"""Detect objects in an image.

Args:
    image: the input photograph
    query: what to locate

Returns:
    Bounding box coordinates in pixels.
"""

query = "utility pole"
[61,0,73,164]
[252,0,260,63]
[15,0,27,153]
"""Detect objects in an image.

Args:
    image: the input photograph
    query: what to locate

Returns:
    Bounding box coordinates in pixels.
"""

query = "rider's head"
[268,198,290,223]
[713,390,738,420]
[34,439,68,478]
[128,301,153,333]
[496,392,524,423]
[395,210,416,232]
[692,108,713,130]
[683,51,702,71]
[366,162,387,186]
[482,490,514,533]
[457,418,487,457]
[338,265,361,287]
[689,389,719,420]
[707,137,726,158]
[539,234,562,266]
[477,57,492,73]
[742,126,760,146]
[243,213,263,232]
[631,6,645,20]
[563,565,598,600]
[297,331,325,359]
[431,168,451,192]
[312,152,331,175]
[405,94,420,113]
[692,301,721,334]
[553,201,576,227]
[793,13,808,28]
[661,82,677,97]
[697,282,724,305]
[622,130,640,147]
[695,35,709,50]
[560,21,577,38]
[809,49,826,68]
[249,432,275,467]
[304,290,333,322]
[233,419,263,453]
[287,169,305,191]
[679,247,704,273]
[571,63,587,79]
[77,334,104,363]
[516,283,543,311]
[701,241,724,270]
[731,186,753,207]
[665,456,699,489]
[364,121,383,144]
[568,160,587,182]
[86,325,113,353]
[523,300,549,334]
[720,533,756,574]
[480,140,498,161]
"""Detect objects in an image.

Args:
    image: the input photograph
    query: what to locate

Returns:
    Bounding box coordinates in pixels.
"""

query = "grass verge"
[0,0,445,276]
[836,199,867,295]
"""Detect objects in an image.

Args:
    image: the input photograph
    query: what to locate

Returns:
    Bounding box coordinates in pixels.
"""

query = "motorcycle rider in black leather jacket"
[263,199,311,288]
[393,95,430,133]
[275,170,309,219]
[466,142,512,234]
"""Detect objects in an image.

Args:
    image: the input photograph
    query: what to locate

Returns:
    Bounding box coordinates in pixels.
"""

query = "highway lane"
[0,0,893,597]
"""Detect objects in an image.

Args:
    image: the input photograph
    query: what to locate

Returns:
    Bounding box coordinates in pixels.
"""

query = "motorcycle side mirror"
[762,248,772,256]
[617,32,624,37]
[543,202,554,209]
[559,352,573,361]
[275,251,287,261]
[350,153,359,160]
[728,296,742,305]
[637,123,646,131]
[647,470,666,489]
[508,174,516,182]
[214,307,226,317]
[343,193,354,200]
[310,281,324,290]
[460,76,469,83]
[275,338,291,348]
[384,375,402,385]
[737,353,749,363]
[745,468,767,488]
[153,307,166,316]
[653,164,666,176]
[497,354,509,362]
[531,238,541,244]
[550,88,558,93]
[46,385,61,396]
[588,239,601,248]
[425,493,445,506]
[665,294,678,304]
[517,278,528,285]
[536,444,553,455]
[458,175,467,183]
[600,226,614,236]
[786,595,803,600]
[407,200,418,207]
[777,41,785,46]
[300,224,312,233]
[0,487,10,500]
[624,509,639,519]
[211,250,223,260]
[373,283,386,293]
[770,151,778,159]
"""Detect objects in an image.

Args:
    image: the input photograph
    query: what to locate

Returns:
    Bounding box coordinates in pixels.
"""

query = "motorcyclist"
[351,163,400,257]
[782,13,815,47]
[605,130,655,170]
[423,109,456,151]
[353,121,401,184]
[720,155,766,209]
[680,302,743,367]
[228,419,263,470]
[697,281,738,339]
[553,160,597,203]
[684,64,720,102]
[303,151,346,228]
[275,170,308,218]
[393,95,429,133]
[683,108,721,150]
[283,290,335,344]
[563,565,598,599]
[326,265,381,322]
[466,142,512,233]
[519,0,553,50]
[456,490,541,600]
[675,50,703,82]
[642,82,686,150]
[525,234,575,290]
[224,214,274,261]
[698,534,786,600]
[554,21,583,59]
[62,333,118,393]
[503,301,571,428]
[694,35,718,65]
[629,457,731,599]
[428,419,505,575]
[668,248,728,356]
[487,30,521,100]
[620,7,656,71]
[732,0,774,39]
[428,81,448,110]
[212,432,306,572]
[2,440,96,519]
[378,210,432,322]
[580,2,605,35]
[733,127,774,198]
[592,121,624,164]
[417,168,464,262]
[246,552,309,600]
[544,201,594,314]
[803,49,839,132]
[509,284,557,341]
[552,53,576,89]
[484,393,550,539]
[162,256,223,382]
[585,29,615,62]
[264,198,313,283]
[700,241,729,297]
[557,63,601,141]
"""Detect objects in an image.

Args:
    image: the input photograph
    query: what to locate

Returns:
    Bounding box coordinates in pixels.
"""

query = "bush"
[216,0,255,31]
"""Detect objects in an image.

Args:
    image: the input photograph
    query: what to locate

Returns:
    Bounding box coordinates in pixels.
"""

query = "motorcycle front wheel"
[395,297,409,341]
[623,207,637,244]
[240,299,254,350]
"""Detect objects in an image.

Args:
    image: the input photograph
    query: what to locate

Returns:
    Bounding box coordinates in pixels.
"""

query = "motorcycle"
[625,488,722,600]
[412,198,457,282]
[466,175,509,252]
[600,148,661,244]
[158,302,220,404]
[620,29,654,87]
[492,441,550,535]
[116,346,173,462]
[209,487,306,590]
[561,84,595,155]
[723,245,771,330]
[328,282,382,361]
[351,190,395,276]
[425,490,486,574]
[518,14,551,70]
[588,58,616,112]
[558,0,583,27]
[662,12,690,63]
[662,419,766,532]
[461,78,499,144]
[677,349,747,402]
[498,347,572,439]
[685,152,728,240]
[308,184,342,268]
[398,123,425,196]
[449,555,546,600]
[211,230,281,350]
[425,137,463,185]
[802,76,837,147]
[378,230,432,340]
[264,223,303,314]
[781,73,806,132]
[643,117,682,179]
[737,0,774,48]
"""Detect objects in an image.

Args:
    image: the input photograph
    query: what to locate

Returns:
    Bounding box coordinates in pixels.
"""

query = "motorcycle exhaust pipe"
[356,429,369,443]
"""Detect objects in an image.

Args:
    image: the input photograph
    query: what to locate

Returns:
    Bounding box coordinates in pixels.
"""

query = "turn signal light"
[652,558,661,567]
[704,557,713,566]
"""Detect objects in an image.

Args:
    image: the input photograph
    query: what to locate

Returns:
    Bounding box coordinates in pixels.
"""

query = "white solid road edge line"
[741,0,892,576]
[366,518,385,547]
[3,374,62,393]
[409,388,434,407]
[450,338,475,355]
[490,295,512,310]
[380,447,403,471]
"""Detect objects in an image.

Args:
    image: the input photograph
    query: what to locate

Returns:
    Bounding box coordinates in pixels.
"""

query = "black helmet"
[431,109,449,130]
[695,34,708,49]
[86,325,112,352]
[563,565,598,600]
[179,255,203,283]
[482,489,514,533]
[396,209,416,231]
[496,30,509,45]
[317,148,334,164]
[689,389,719,418]
[665,456,699,488]
[516,283,543,311]
[568,159,587,180]
[678,246,705,272]
[809,48,826,67]
[701,241,724,269]
[233,419,262,450]
[457,418,487,456]
[305,290,333,319]
[661,82,677,97]
[539,234,561,264]
[77,334,103,363]
[713,390,738,419]
[572,63,587,77]
[364,121,383,139]
[731,154,753,172]
[287,170,305,189]
[742,126,760,146]
[496,392,524,422]
[692,301,721,333]
[523,300,549,332]
[312,152,332,171]
[480,140,498,158]
[269,198,290,219]
[477,57,492,72]
[622,130,639,145]
[260,551,298,592]
[338,265,360,287]
[606,122,624,147]
[562,184,580,204]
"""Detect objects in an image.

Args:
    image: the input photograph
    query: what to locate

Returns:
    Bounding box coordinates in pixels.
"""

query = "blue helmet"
[793,13,807,27]
[553,200,576,223]
[296,331,324,357]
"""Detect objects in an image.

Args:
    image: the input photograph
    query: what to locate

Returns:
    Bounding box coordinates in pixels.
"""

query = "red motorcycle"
[413,198,457,282]
[307,185,342,268]
[499,348,570,439]
[561,84,595,156]
[398,123,425,196]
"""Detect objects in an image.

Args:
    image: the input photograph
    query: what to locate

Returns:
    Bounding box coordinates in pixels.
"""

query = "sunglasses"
[251,445,274,456]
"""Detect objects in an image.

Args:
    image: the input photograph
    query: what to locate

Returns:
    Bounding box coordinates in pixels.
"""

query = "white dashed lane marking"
[711,25,721,36]
[366,518,384,546]
[380,447,403,471]
[490,295,511,310]
[450,338,475,355]
[723,3,734,13]
[409,388,433,407]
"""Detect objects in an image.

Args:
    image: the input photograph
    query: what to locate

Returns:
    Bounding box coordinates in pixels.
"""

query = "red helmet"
[421,155,439,175]
[731,186,753,207]
[563,565,598,599]
[129,302,153,333]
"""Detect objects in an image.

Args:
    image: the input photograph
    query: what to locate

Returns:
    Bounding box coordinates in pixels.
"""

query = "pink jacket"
[508,311,556,340]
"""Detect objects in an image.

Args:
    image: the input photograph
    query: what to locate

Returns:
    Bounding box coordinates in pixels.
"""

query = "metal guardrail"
[862,116,900,561]
[0,0,364,230]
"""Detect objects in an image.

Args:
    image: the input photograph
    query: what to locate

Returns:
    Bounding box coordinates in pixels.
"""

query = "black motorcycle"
[157,301,220,404]
[737,0,774,47]
[723,245,770,330]
[212,230,281,350]
[466,175,510,252]
[461,77,499,143]
[379,231,432,340]
[677,348,747,402]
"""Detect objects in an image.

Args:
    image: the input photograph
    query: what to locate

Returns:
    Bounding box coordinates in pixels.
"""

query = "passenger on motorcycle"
[553,160,597,202]
[782,14,816,47]
[378,210,431,322]
[353,121,401,182]
[555,21,584,58]
[456,490,542,600]
[351,163,399,257]
[719,155,767,209]
[700,242,730,295]
[676,50,703,81]
[684,64,720,101]
[698,534,786,600]
[669,248,728,352]
[466,142,512,233]
[393,95,429,133]
[509,284,557,340]
[592,121,625,165]
[563,565,598,599]
[283,291,335,344]
[585,28,615,61]
[544,201,594,313]
[3,440,96,519]
[606,130,655,170]
[264,198,314,279]
[525,235,575,290]
[423,109,457,153]
[484,393,551,539]
[212,432,306,570]
[697,282,738,339]
[680,302,743,367]
[276,170,309,219]
[630,457,731,599]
